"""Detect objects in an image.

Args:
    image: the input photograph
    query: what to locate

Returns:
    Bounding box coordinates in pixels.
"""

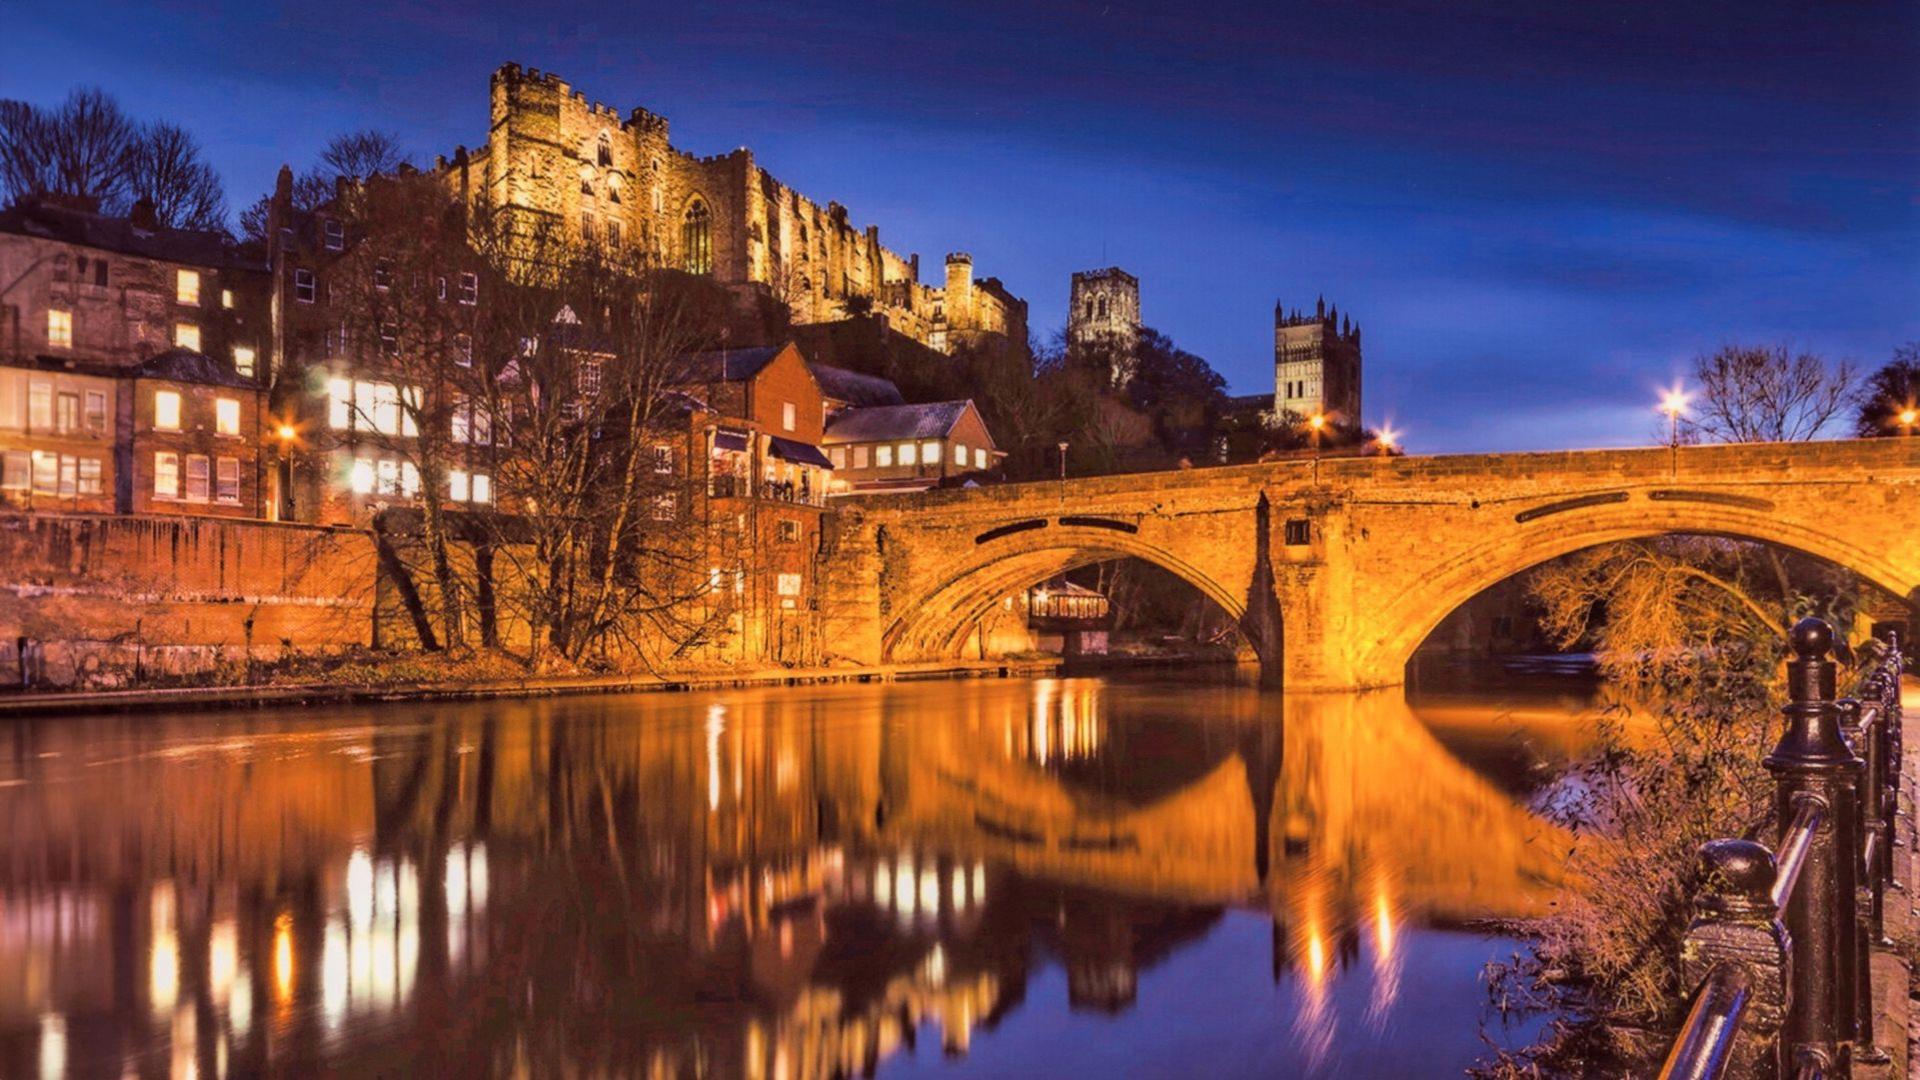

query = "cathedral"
[436,64,1028,353]
[1273,297,1362,425]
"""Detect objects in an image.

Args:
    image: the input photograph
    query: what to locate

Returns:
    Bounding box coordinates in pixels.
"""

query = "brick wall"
[0,513,375,688]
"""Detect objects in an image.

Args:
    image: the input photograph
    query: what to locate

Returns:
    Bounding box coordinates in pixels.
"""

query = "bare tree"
[1855,342,1920,437]
[125,121,227,230]
[329,173,480,649]
[321,130,409,182]
[1686,344,1856,443]
[0,88,137,209]
[467,202,715,665]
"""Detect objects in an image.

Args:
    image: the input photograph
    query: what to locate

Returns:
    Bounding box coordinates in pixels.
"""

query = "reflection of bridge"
[822,440,1920,689]
[0,678,1576,1075]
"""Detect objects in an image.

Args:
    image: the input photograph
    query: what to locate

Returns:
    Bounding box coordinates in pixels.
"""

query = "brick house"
[0,196,272,517]
[820,399,1002,495]
[124,349,265,517]
[672,342,835,664]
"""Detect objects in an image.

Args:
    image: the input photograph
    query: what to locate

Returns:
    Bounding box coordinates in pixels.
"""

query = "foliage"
[1854,343,1920,437]
[1684,344,1856,443]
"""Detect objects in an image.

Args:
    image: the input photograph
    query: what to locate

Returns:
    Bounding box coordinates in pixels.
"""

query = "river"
[0,668,1602,1078]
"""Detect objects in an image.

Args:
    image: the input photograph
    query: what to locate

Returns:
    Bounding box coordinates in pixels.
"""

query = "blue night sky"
[6,1,1917,453]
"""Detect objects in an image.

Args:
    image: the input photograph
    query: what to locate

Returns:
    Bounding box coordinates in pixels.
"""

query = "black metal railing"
[1657,619,1906,1079]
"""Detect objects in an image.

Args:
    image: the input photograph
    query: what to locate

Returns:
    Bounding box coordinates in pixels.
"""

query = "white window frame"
[215,457,240,504]
[153,451,180,499]
[184,454,210,502]
[294,268,316,304]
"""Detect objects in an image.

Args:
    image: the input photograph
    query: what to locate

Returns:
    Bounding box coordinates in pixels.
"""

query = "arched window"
[606,172,622,204]
[579,164,594,197]
[682,199,712,275]
[1097,296,1108,319]
[596,132,612,167]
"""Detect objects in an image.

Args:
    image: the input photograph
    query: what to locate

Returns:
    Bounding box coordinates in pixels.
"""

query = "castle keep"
[439,64,1028,353]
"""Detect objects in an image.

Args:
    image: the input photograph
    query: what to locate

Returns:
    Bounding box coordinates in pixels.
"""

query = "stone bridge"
[820,439,1920,691]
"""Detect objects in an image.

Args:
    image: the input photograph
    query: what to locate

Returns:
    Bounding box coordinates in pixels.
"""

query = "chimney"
[128,197,159,230]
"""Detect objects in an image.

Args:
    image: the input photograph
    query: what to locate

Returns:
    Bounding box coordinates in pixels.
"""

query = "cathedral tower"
[1069,267,1140,385]
[1273,297,1362,425]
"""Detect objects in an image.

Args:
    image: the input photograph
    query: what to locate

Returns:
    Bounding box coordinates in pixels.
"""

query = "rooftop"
[811,363,904,407]
[0,197,257,270]
[823,400,976,444]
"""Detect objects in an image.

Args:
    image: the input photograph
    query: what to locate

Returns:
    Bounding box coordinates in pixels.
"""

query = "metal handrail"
[1657,962,1755,1080]
[1770,796,1825,909]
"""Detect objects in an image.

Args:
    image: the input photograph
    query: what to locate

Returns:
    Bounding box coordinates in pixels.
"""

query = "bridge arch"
[1361,500,1920,685]
[883,526,1250,663]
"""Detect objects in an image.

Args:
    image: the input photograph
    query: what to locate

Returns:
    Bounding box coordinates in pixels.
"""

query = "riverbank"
[0,655,1073,718]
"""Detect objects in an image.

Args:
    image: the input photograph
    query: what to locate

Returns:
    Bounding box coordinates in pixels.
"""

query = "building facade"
[1067,267,1141,380]
[1273,297,1362,425]
[820,399,1001,495]
[0,197,271,517]
[440,64,1028,354]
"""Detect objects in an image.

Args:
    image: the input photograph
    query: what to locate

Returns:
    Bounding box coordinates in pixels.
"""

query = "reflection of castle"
[0,680,1571,1075]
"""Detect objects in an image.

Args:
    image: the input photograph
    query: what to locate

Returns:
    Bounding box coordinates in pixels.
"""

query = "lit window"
[153,452,180,498]
[651,491,675,520]
[0,451,25,489]
[77,458,102,495]
[185,455,209,501]
[954,441,967,466]
[448,469,469,502]
[400,461,419,497]
[471,474,492,503]
[401,386,420,437]
[31,451,57,493]
[174,322,200,351]
[974,448,986,470]
[215,397,241,436]
[350,459,375,494]
[47,309,72,348]
[777,572,802,597]
[154,391,182,431]
[782,402,796,431]
[84,391,106,434]
[376,459,399,495]
[922,440,941,464]
[853,445,869,469]
[458,272,478,305]
[176,270,200,305]
[233,345,256,378]
[328,378,352,430]
[57,455,75,495]
[294,268,316,303]
[898,442,917,466]
[828,447,845,468]
[28,382,52,429]
[681,199,712,274]
[875,444,893,467]
[653,445,673,473]
[55,392,77,433]
[221,288,234,309]
[216,457,240,503]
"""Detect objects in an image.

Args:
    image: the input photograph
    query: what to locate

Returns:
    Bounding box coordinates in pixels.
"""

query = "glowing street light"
[1658,384,1690,448]
[1899,406,1918,436]
[1375,424,1399,453]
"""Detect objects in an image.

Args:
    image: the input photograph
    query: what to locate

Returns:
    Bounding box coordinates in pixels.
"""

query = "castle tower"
[1068,267,1141,385]
[1273,297,1362,425]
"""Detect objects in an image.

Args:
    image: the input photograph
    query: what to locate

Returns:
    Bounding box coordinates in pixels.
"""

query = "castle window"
[1096,296,1108,319]
[579,164,594,197]
[607,219,623,250]
[1284,519,1311,546]
[682,199,712,275]
[597,132,612,167]
[607,172,622,203]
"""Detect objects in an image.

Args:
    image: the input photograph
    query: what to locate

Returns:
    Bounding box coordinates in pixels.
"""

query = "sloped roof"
[133,348,258,390]
[685,345,785,383]
[811,363,903,407]
[0,198,257,270]
[822,400,976,444]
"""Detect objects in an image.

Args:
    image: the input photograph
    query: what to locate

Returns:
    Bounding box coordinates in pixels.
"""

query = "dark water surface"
[0,670,1597,1078]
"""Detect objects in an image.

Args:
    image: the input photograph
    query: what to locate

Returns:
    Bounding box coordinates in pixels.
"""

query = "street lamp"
[1899,406,1918,436]
[1307,412,1327,484]
[1375,424,1399,454]
[1658,384,1689,447]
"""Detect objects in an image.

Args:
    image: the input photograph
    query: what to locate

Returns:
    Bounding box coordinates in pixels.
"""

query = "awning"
[767,436,834,469]
[712,430,750,453]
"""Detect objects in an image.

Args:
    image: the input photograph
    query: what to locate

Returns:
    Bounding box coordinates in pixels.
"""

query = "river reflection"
[0,672,1595,1078]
